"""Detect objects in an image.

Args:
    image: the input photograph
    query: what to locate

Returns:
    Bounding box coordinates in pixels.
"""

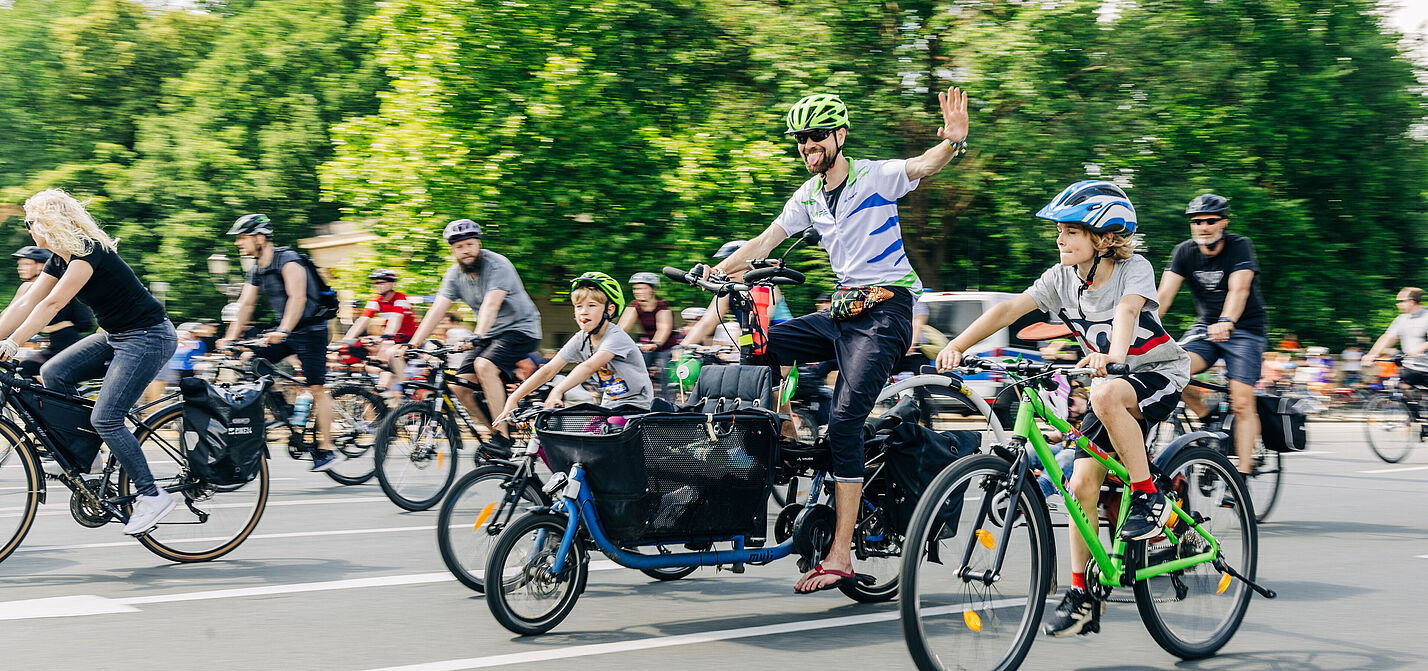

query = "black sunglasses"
[793,128,835,144]
[1189,217,1224,225]
[23,220,34,230]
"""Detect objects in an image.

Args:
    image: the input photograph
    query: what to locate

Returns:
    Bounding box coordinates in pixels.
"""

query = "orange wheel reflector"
[1217,573,1232,594]
[964,609,983,632]
[474,503,497,532]
[1166,511,1179,528]
[438,451,444,468]
[976,528,995,550]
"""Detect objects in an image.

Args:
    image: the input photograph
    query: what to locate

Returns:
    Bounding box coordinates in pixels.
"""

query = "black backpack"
[181,376,272,486]
[278,247,339,327]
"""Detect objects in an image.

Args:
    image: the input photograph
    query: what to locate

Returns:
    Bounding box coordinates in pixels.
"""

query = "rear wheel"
[323,385,386,486]
[0,429,41,565]
[124,405,269,563]
[1365,396,1415,463]
[1232,440,1281,523]
[900,454,1052,671]
[1134,446,1256,659]
[486,511,588,636]
[437,465,547,593]
[841,491,902,603]
[374,401,461,511]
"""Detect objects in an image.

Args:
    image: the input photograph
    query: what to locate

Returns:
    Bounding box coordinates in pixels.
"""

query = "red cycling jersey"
[362,291,418,341]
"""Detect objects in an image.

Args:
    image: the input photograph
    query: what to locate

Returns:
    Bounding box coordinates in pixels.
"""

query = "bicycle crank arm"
[1213,557,1276,599]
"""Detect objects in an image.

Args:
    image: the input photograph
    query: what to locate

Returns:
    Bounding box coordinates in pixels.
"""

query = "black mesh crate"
[537,404,778,543]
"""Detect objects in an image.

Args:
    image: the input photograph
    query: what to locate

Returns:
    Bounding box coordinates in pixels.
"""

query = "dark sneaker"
[1119,490,1171,541]
[311,449,347,473]
[1043,588,1102,637]
[478,433,514,460]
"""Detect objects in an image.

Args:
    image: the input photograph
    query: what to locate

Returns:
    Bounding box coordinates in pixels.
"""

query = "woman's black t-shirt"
[43,245,167,333]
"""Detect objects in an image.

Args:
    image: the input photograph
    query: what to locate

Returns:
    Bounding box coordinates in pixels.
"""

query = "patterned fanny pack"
[830,286,895,321]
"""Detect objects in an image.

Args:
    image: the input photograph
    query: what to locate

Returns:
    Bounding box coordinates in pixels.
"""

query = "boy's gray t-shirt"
[557,324,653,409]
[437,250,542,341]
[1026,254,1191,388]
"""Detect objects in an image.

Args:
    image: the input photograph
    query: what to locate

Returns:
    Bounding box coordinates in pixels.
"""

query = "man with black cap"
[10,246,93,377]
[218,214,344,472]
[1156,194,1267,478]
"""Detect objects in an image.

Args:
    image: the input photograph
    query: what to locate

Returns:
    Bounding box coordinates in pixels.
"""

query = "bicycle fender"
[1153,430,1226,471]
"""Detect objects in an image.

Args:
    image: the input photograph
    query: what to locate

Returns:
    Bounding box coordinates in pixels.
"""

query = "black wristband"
[1216,317,1234,325]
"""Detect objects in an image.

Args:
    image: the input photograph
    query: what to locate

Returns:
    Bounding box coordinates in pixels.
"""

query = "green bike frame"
[1012,380,1222,587]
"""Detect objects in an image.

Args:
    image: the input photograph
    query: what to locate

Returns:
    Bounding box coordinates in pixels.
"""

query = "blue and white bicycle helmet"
[1036,180,1137,234]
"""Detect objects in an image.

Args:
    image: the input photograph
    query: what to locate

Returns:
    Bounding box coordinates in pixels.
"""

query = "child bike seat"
[685,364,774,414]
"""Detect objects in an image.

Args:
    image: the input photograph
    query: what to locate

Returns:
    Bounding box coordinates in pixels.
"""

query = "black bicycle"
[0,360,267,563]
[1157,378,1283,523]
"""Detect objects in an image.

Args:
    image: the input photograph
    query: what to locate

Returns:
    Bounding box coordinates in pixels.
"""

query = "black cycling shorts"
[1074,372,1181,460]
[252,329,331,387]
[456,331,539,379]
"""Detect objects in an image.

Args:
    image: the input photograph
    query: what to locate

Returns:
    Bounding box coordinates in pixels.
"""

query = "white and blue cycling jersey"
[773,157,923,291]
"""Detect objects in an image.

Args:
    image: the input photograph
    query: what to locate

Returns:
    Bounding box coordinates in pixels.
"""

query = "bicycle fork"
[957,444,1034,586]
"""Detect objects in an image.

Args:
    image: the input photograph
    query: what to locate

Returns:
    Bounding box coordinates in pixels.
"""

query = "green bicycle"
[899,357,1275,671]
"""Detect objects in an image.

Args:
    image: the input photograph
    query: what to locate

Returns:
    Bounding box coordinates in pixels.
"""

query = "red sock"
[1131,477,1157,494]
[1072,572,1086,591]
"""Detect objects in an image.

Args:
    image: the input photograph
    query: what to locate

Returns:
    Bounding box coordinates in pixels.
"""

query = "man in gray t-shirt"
[1028,254,1191,388]
[405,219,543,452]
[1367,287,1428,388]
[556,324,653,409]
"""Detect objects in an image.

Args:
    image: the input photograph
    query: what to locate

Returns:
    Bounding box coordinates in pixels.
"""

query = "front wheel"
[1134,446,1256,659]
[374,401,461,511]
[1365,396,1415,463]
[485,511,589,636]
[124,405,269,563]
[0,431,41,565]
[437,465,548,593]
[322,385,387,486]
[900,454,1053,671]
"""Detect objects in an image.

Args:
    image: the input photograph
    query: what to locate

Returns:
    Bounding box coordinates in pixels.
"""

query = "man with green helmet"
[697,86,970,594]
[500,272,654,417]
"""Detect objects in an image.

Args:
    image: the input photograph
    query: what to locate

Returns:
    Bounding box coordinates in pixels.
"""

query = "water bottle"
[292,391,313,426]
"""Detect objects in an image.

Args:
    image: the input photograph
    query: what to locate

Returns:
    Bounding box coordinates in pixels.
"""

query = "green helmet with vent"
[784,94,850,134]
[570,272,626,317]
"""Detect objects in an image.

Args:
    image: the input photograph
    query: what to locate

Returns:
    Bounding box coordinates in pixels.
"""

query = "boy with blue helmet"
[936,180,1190,638]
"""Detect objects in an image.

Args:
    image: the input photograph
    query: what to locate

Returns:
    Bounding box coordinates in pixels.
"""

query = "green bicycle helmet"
[570,271,626,317]
[784,94,850,134]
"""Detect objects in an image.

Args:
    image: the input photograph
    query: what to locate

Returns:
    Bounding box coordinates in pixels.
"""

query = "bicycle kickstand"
[1212,557,1277,599]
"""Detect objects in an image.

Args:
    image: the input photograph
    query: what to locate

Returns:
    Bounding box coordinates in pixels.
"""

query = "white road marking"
[359,599,1028,671]
[17,524,437,553]
[1357,465,1428,474]
[0,563,622,621]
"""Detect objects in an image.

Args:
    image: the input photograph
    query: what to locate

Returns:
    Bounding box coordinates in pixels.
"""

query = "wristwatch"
[1216,317,1234,326]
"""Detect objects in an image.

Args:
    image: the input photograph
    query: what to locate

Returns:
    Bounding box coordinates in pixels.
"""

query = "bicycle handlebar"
[943,356,1129,378]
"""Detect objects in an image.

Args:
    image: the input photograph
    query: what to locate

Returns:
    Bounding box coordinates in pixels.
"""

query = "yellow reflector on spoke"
[474,503,497,532]
[964,609,983,632]
[438,452,444,468]
[976,528,994,549]
[1217,573,1232,594]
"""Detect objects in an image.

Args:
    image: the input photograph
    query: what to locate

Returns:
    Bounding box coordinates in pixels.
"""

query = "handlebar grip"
[662,266,690,282]
[1107,363,1130,376]
[743,266,807,286]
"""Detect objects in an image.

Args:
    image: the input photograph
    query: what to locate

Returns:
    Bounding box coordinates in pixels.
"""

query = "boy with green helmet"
[500,272,653,416]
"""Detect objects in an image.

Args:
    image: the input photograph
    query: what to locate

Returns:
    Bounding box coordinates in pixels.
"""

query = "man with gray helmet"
[10,245,93,377]
[1155,194,1267,478]
[403,219,542,455]
[219,214,343,472]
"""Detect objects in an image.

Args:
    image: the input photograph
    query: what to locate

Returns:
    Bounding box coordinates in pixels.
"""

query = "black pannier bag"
[181,376,272,486]
[878,397,981,535]
[16,389,103,473]
[1224,392,1308,453]
[537,403,778,543]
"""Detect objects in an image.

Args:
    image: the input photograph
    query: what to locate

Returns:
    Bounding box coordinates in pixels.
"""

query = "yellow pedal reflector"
[473,503,497,532]
[1165,511,1178,528]
[976,528,995,549]
[964,609,983,632]
[1217,573,1232,594]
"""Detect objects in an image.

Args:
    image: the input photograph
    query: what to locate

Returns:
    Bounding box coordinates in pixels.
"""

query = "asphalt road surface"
[2,421,1424,671]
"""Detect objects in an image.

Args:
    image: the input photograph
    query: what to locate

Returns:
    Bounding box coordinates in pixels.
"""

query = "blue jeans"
[40,321,177,496]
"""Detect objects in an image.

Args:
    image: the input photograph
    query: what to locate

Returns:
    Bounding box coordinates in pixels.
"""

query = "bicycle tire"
[125,404,270,563]
[1134,446,1256,659]
[374,401,462,511]
[1238,442,1281,523]
[485,510,589,636]
[1365,396,1415,463]
[437,465,548,593]
[323,385,387,486]
[900,454,1053,671]
[0,426,41,565]
[842,484,903,603]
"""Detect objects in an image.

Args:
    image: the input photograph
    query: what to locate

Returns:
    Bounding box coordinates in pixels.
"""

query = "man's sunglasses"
[1189,217,1224,225]
[23,220,34,230]
[793,129,835,144]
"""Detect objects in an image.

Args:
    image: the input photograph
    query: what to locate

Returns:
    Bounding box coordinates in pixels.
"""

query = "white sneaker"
[123,489,178,536]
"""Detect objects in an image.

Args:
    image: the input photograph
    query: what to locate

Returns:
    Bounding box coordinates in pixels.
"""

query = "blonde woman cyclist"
[0,189,179,535]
